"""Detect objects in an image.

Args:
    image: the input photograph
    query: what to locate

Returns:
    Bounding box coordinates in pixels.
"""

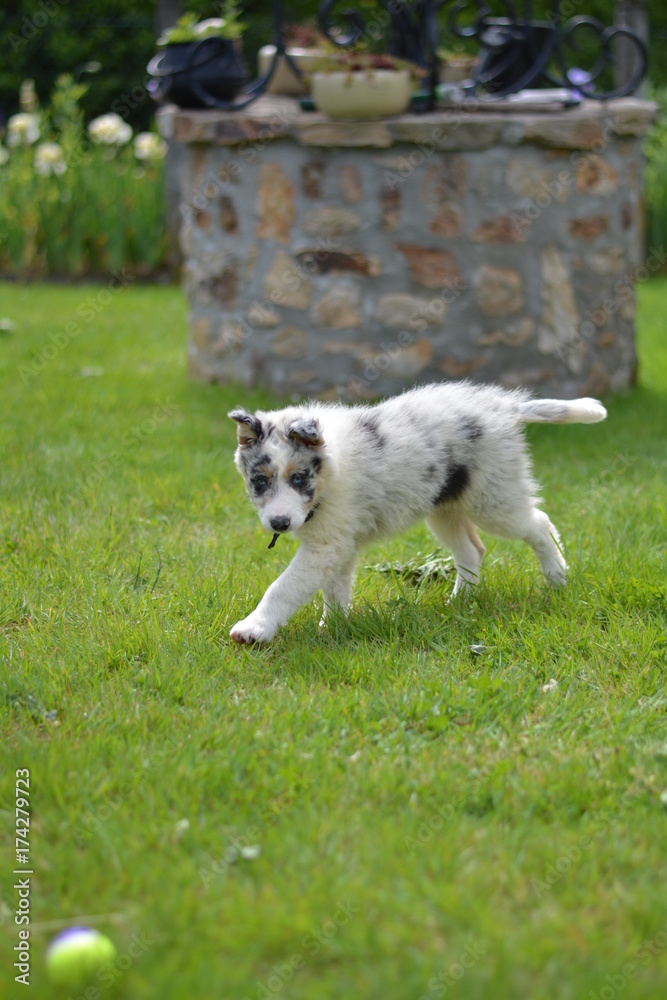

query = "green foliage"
[1,0,157,131]
[158,5,245,46]
[644,84,667,256]
[0,75,166,279]
[0,279,666,997]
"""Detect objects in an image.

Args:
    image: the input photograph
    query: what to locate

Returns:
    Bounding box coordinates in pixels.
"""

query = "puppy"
[228,382,606,643]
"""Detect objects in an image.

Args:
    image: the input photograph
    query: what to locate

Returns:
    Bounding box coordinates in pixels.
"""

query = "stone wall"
[159,97,657,400]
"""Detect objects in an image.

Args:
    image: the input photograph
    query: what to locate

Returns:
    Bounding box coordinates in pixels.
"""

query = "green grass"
[1,279,666,999]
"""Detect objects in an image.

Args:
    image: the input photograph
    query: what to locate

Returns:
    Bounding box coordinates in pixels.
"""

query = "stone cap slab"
[159,96,657,151]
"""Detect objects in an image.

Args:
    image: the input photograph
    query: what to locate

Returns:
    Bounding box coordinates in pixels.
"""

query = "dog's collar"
[304,501,320,524]
[267,502,320,550]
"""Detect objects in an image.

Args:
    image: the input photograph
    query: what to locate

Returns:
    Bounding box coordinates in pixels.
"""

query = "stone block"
[256,163,295,243]
[505,158,553,200]
[439,356,485,378]
[472,216,527,244]
[340,165,363,202]
[211,321,244,355]
[301,207,361,237]
[297,119,392,147]
[477,318,535,347]
[430,206,463,237]
[263,252,312,310]
[538,247,579,356]
[301,159,326,198]
[195,210,211,231]
[423,158,466,236]
[383,341,433,377]
[586,248,626,276]
[271,326,309,358]
[570,215,609,239]
[294,249,381,277]
[219,196,238,233]
[474,266,523,316]
[247,302,280,328]
[395,244,462,289]
[207,262,239,306]
[424,157,468,201]
[375,293,446,329]
[576,155,619,195]
[361,341,433,379]
[380,186,401,231]
[311,286,362,328]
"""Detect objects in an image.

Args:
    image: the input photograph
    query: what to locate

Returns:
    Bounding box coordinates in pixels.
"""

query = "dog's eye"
[252,475,269,494]
[290,473,304,488]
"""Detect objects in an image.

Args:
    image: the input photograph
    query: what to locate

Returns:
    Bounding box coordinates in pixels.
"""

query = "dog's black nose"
[270,515,291,532]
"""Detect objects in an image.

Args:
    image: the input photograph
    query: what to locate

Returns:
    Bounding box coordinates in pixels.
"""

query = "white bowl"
[311,69,412,119]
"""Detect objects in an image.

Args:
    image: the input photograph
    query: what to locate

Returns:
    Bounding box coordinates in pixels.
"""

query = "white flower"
[0,146,8,166]
[88,113,132,146]
[133,132,167,161]
[7,113,40,147]
[34,142,67,177]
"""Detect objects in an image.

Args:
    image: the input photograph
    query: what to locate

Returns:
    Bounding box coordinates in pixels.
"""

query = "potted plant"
[309,50,418,120]
[258,22,326,97]
[147,5,249,109]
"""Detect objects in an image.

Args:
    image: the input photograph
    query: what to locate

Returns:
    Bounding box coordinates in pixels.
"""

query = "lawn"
[1,278,666,1000]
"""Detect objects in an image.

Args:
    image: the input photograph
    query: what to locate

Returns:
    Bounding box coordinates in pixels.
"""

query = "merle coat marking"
[228,382,607,644]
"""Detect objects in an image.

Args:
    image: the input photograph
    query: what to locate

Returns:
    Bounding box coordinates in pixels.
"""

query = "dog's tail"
[517,397,607,425]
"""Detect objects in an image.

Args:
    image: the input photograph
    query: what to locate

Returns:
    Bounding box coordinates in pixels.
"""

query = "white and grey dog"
[228,382,607,644]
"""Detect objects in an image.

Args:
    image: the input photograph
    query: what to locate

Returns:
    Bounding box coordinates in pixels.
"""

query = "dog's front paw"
[229,615,275,645]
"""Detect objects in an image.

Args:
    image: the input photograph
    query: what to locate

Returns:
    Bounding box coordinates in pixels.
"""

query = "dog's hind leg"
[474,506,567,587]
[426,511,485,597]
[521,508,567,587]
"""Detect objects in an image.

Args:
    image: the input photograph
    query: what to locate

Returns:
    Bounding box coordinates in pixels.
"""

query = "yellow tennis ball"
[46,927,116,988]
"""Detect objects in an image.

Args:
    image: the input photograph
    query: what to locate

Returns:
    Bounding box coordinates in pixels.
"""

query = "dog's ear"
[287,416,324,448]
[228,408,263,447]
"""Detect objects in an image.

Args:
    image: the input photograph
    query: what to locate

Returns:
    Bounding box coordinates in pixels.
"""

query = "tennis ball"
[46,927,116,988]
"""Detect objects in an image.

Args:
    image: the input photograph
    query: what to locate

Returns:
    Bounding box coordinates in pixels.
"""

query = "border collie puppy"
[228,382,606,644]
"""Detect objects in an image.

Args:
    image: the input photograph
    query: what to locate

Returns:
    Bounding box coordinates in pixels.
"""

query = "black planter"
[147,37,250,109]
[475,20,556,95]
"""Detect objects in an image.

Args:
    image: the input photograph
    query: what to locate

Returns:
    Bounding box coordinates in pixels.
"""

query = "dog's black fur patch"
[433,463,469,505]
[244,452,272,478]
[290,470,316,502]
[463,418,483,442]
[357,414,386,451]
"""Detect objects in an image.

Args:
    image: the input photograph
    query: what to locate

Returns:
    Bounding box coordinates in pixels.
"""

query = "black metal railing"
[149,0,648,111]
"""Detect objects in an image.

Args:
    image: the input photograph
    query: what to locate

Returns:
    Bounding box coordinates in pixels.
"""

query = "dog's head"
[228,407,326,538]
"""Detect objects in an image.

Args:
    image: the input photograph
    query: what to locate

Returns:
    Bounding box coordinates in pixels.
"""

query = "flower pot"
[147,37,250,108]
[311,69,412,120]
[439,54,479,83]
[258,45,322,96]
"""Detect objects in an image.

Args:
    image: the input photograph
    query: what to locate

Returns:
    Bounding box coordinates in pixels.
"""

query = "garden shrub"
[0,75,167,279]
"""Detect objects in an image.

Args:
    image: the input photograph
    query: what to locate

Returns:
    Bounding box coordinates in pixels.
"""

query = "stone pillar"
[159,95,657,401]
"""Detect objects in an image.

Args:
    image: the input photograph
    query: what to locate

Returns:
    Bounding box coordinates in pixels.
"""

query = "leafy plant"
[157,4,245,46]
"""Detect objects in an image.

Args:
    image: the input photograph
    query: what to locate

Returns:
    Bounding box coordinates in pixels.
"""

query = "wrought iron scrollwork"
[318,0,647,102]
[150,0,647,110]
